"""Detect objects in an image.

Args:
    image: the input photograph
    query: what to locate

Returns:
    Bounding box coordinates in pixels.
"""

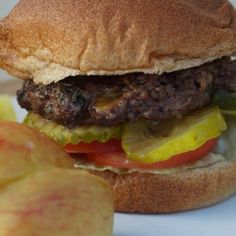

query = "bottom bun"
[89,160,236,213]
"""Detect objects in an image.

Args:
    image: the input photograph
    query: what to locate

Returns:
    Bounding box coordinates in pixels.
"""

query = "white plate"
[13,100,236,236]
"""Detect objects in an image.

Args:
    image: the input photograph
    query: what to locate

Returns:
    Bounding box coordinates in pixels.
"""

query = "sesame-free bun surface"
[1,0,236,84]
[90,160,236,213]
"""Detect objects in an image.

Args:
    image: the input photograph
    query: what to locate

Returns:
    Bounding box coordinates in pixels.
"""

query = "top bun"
[1,0,236,84]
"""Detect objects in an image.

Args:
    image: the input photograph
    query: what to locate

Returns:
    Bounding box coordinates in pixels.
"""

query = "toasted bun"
[1,0,236,84]
[90,160,236,213]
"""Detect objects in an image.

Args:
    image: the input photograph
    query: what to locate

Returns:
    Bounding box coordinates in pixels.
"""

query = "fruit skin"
[82,138,218,169]
[0,121,114,236]
[65,139,123,153]
[0,170,113,236]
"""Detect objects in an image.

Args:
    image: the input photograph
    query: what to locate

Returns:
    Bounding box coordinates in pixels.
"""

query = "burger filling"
[18,57,236,172]
[18,57,236,128]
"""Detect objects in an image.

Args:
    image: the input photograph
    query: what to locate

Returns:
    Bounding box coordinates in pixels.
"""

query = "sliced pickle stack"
[24,113,123,145]
[24,107,227,164]
[122,107,227,163]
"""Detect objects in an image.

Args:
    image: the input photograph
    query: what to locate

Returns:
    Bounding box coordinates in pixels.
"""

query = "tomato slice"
[65,139,123,153]
[80,138,218,169]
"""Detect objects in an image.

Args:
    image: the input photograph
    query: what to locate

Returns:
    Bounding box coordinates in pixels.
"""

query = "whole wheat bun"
[90,160,236,213]
[1,0,236,84]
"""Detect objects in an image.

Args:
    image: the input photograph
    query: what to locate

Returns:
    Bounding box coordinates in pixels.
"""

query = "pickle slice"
[213,90,236,116]
[221,110,236,116]
[24,113,123,145]
[0,96,16,121]
[122,107,226,163]
[213,90,236,111]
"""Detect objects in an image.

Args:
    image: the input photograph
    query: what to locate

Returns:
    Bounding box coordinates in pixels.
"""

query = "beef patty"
[17,58,236,128]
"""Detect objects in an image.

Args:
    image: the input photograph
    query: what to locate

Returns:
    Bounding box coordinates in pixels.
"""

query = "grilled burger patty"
[17,58,236,128]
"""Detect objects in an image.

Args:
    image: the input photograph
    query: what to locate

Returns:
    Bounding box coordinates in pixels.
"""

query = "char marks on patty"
[17,58,236,128]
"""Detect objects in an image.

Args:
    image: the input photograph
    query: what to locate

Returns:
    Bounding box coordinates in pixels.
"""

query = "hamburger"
[1,0,236,213]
